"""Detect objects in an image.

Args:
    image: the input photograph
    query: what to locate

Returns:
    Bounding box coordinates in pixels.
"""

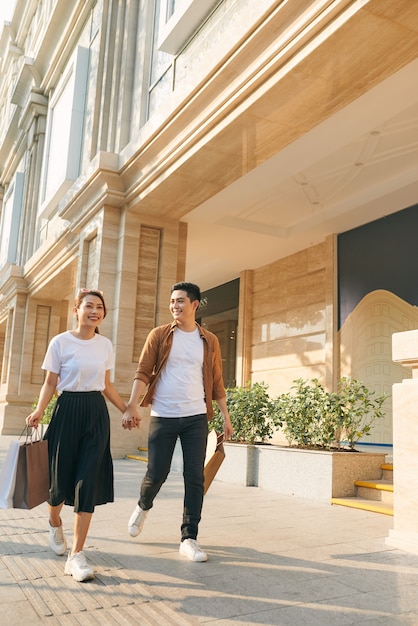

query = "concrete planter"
[215,442,258,487]
[216,443,386,503]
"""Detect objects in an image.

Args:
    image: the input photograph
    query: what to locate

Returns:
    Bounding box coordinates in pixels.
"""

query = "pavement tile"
[0,443,418,625]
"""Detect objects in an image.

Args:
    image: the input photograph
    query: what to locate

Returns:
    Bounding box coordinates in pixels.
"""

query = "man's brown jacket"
[134,321,226,419]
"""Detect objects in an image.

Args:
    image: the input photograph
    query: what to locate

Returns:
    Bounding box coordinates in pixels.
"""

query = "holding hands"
[121,406,141,430]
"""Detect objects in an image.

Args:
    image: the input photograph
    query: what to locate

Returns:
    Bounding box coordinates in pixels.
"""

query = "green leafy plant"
[333,377,387,449]
[276,378,336,449]
[277,377,387,450]
[31,395,57,424]
[210,377,386,449]
[210,381,283,444]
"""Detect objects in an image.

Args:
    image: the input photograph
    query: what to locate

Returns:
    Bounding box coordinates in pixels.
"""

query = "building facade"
[0,0,417,455]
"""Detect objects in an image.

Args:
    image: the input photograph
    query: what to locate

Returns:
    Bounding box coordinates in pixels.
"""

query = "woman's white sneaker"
[49,521,67,556]
[64,551,94,582]
[179,539,208,562]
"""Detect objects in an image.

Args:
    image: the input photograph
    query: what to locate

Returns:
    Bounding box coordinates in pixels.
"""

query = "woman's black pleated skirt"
[44,391,114,513]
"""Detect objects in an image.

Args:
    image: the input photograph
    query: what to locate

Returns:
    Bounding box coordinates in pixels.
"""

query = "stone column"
[90,208,185,458]
[324,234,338,392]
[0,279,30,434]
[236,270,253,387]
[387,329,418,554]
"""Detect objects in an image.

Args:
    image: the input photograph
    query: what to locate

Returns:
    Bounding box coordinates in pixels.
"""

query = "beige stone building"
[0,0,417,456]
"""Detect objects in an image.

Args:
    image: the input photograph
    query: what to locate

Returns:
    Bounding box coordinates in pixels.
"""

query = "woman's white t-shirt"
[151,327,206,417]
[42,331,114,392]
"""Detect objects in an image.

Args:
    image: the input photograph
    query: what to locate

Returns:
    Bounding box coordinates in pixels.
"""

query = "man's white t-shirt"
[151,327,206,417]
[42,330,114,392]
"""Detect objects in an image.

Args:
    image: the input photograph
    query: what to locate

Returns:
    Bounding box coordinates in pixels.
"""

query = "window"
[148,0,175,118]
[158,0,219,55]
[0,172,24,268]
[166,0,176,20]
[198,279,240,388]
[39,46,89,218]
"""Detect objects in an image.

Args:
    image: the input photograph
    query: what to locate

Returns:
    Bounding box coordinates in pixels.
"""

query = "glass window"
[200,309,238,388]
[0,173,24,268]
[39,46,90,217]
[148,0,174,119]
[198,279,240,388]
[157,0,220,55]
[166,0,176,20]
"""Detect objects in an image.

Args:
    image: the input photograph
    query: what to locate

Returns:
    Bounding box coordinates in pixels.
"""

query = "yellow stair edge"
[125,454,148,462]
[354,479,393,492]
[331,497,393,516]
[381,463,393,471]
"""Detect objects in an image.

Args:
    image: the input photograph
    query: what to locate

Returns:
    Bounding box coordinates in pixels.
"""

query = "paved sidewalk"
[1,435,418,625]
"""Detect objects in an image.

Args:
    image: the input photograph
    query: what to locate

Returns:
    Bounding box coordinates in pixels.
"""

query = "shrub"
[276,378,337,449]
[333,377,387,449]
[210,377,386,449]
[210,381,283,444]
[277,377,387,450]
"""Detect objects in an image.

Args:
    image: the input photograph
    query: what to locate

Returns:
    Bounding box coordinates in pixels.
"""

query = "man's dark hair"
[171,282,201,303]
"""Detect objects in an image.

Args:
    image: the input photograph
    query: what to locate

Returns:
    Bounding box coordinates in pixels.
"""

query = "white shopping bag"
[0,439,20,509]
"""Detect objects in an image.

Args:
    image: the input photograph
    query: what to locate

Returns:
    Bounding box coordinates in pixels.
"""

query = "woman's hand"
[27,371,58,429]
[26,409,43,429]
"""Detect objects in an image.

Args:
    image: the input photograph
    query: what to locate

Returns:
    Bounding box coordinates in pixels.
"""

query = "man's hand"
[223,416,234,441]
[121,409,141,430]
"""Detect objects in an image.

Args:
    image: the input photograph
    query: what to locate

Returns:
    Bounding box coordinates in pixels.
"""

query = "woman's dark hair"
[75,289,106,333]
[171,282,201,303]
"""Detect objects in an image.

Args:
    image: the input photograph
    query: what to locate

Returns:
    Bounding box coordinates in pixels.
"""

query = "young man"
[122,282,233,561]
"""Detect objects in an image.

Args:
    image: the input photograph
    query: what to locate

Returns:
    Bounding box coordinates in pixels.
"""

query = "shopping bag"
[0,439,20,509]
[204,430,225,495]
[13,430,50,509]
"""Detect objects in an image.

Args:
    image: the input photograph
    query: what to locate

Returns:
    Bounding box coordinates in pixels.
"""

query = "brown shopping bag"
[204,430,225,495]
[13,429,50,509]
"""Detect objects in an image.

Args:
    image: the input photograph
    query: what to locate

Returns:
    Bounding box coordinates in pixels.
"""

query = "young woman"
[26,289,126,582]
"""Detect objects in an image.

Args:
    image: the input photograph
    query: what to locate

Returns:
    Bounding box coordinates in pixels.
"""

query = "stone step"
[355,479,394,503]
[331,496,393,516]
[381,463,393,481]
[125,447,148,462]
[381,463,393,470]
[125,453,148,462]
[331,463,394,516]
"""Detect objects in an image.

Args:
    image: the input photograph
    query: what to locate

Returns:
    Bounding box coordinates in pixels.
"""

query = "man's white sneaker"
[179,539,208,562]
[64,551,94,582]
[49,521,67,556]
[128,504,148,537]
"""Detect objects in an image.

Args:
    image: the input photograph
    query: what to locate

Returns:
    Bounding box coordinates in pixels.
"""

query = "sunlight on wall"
[339,289,417,443]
